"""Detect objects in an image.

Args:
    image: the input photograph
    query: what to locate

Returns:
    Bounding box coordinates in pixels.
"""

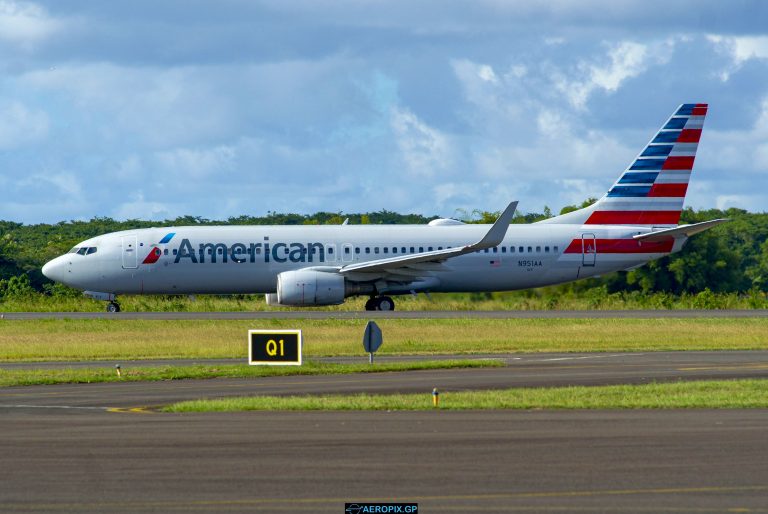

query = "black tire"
[106,302,121,313]
[364,298,377,311]
[376,296,395,311]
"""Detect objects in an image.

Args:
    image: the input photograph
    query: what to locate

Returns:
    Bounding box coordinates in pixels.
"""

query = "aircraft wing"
[339,201,518,275]
[632,219,729,243]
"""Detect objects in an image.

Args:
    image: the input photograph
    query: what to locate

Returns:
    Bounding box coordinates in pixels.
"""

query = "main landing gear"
[106,301,121,313]
[365,296,395,311]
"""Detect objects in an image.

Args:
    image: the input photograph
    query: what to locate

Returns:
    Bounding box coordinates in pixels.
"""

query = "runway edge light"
[248,329,302,366]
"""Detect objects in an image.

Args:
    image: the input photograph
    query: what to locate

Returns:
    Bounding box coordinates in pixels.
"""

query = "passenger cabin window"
[401,247,406,253]
[536,246,541,253]
[528,246,532,253]
[163,249,168,256]
[419,247,424,252]
[365,247,370,254]
[545,246,550,253]
[344,247,350,254]
[355,247,360,254]
[328,247,334,254]
[493,247,498,253]
[392,247,398,254]
[428,246,433,251]
[410,247,415,253]
[173,249,178,255]
[374,247,379,254]
[383,248,389,254]
[554,246,559,252]
[501,247,506,253]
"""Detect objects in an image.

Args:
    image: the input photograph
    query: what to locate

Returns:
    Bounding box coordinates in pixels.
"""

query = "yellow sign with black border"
[248,329,302,366]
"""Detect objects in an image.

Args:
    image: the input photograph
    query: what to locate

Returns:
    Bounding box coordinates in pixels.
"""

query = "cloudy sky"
[2,0,767,223]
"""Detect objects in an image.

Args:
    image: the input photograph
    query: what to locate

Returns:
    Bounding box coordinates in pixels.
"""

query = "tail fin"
[541,103,707,226]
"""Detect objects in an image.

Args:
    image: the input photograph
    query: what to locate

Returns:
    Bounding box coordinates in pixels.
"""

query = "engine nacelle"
[276,270,346,306]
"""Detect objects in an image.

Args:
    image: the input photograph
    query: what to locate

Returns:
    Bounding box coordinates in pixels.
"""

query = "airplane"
[42,103,726,312]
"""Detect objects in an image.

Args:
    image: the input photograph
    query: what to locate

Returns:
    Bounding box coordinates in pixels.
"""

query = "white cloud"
[477,64,499,84]
[556,41,650,109]
[0,1,63,48]
[155,144,236,180]
[544,36,565,46]
[708,35,768,80]
[114,191,171,220]
[390,107,452,177]
[0,101,49,149]
[698,97,768,174]
[715,194,751,210]
[451,59,502,110]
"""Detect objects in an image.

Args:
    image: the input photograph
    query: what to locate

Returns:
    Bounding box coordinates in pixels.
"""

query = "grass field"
[2,288,767,312]
[0,318,766,361]
[163,379,768,412]
[0,359,500,387]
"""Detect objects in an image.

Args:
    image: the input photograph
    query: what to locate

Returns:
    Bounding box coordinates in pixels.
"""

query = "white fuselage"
[42,223,677,296]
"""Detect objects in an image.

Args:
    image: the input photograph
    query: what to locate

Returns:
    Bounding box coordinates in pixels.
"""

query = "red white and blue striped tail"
[542,103,707,227]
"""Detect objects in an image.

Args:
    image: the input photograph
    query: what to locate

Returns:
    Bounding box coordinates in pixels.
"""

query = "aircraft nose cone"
[42,257,66,283]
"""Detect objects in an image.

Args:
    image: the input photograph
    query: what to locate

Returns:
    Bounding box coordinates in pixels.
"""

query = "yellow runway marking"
[106,406,153,414]
[679,364,768,371]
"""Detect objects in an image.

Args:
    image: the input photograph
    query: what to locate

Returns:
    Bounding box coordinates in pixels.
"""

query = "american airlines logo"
[142,232,176,264]
[173,238,328,264]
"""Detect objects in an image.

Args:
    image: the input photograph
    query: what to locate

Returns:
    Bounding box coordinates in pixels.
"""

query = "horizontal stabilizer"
[632,219,728,242]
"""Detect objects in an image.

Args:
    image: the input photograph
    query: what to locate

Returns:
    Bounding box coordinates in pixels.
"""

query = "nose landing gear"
[84,291,121,313]
[364,296,395,311]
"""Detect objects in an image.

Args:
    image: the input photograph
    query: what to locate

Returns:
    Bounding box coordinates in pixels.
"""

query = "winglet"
[472,201,518,250]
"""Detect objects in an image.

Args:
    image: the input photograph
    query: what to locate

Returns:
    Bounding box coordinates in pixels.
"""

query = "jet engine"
[274,270,346,306]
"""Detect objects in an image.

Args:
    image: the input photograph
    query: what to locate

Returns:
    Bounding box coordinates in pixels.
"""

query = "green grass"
[3,287,768,311]
[163,379,768,412]
[0,318,766,362]
[0,359,501,387]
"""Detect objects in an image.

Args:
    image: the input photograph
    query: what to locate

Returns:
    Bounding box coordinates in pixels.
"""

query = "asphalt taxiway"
[3,308,768,319]
[2,351,767,512]
[1,409,766,513]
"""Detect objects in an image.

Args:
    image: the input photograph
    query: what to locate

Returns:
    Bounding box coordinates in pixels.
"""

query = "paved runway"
[1,409,766,513]
[2,352,767,512]
[3,309,768,319]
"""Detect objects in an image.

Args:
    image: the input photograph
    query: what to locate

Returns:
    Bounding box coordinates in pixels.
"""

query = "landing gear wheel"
[376,296,395,311]
[106,302,121,313]
[364,298,377,311]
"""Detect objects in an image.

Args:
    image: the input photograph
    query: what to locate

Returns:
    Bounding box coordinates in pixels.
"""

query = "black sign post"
[248,330,302,366]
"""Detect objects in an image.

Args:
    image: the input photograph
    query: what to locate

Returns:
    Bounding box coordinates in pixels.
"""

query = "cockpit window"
[72,246,97,255]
